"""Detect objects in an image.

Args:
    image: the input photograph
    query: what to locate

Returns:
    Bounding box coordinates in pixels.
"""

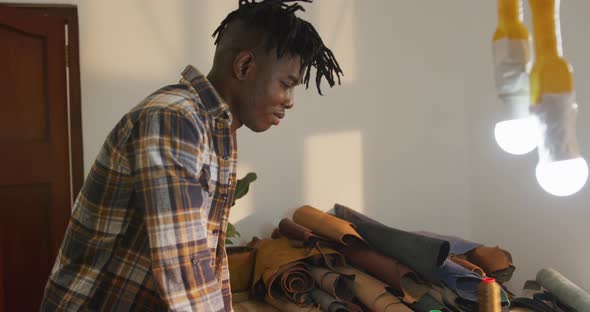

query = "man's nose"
[284,92,294,109]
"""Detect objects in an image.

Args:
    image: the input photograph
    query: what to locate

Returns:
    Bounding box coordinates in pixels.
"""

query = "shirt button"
[192,257,200,264]
[223,154,230,160]
[228,179,233,185]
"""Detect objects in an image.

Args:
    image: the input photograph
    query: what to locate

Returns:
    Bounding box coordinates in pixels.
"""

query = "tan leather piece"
[292,206,365,246]
[227,246,256,292]
[342,246,429,304]
[278,218,327,244]
[467,246,515,282]
[310,266,354,301]
[338,266,412,312]
[467,246,511,272]
[251,237,342,300]
[265,296,322,312]
[449,255,485,277]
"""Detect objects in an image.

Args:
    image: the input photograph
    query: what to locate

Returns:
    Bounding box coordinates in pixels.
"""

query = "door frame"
[1,3,84,199]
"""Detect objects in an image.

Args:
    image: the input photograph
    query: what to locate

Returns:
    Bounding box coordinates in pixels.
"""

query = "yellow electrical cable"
[493,0,528,41]
[529,0,573,105]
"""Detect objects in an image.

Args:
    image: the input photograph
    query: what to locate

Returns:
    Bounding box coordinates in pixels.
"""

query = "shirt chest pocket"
[198,160,219,198]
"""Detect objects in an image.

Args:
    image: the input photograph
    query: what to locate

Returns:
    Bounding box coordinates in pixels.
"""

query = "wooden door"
[0,5,82,311]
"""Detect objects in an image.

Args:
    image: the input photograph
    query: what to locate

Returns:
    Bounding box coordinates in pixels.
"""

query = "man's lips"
[271,112,284,126]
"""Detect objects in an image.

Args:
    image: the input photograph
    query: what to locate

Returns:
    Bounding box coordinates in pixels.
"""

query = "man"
[41,0,342,311]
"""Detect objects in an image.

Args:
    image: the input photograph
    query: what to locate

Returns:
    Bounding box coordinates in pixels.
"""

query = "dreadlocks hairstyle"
[212,0,343,95]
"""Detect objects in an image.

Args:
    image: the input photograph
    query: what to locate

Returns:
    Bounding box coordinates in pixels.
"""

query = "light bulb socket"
[493,38,532,120]
[532,92,581,163]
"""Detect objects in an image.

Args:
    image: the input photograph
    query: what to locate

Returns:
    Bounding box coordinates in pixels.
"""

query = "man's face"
[236,53,302,132]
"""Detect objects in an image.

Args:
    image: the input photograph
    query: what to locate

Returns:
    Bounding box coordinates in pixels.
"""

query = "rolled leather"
[311,289,350,312]
[279,218,327,244]
[338,266,413,312]
[251,237,342,302]
[449,255,485,277]
[292,206,365,246]
[310,266,355,301]
[334,204,449,282]
[536,268,590,312]
[341,246,430,303]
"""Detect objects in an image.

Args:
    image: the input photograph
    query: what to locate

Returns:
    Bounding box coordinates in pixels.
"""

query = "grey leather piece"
[536,268,590,312]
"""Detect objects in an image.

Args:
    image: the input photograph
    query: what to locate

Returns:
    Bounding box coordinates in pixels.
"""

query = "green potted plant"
[226,172,257,294]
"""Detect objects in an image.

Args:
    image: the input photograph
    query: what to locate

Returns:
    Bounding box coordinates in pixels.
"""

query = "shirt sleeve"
[131,108,225,311]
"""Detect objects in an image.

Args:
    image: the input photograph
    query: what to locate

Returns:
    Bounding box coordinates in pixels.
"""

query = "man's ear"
[233,51,255,81]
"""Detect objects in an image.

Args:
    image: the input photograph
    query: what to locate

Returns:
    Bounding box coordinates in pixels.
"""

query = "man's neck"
[207,70,242,133]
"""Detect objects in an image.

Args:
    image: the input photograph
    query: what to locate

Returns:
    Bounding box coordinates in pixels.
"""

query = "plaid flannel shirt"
[41,66,237,311]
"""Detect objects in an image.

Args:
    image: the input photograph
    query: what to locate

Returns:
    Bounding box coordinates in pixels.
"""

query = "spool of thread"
[479,277,501,312]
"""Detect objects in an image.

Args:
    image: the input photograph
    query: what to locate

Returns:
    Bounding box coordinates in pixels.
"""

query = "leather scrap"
[279,218,328,245]
[334,204,450,282]
[466,246,515,283]
[292,206,365,246]
[251,237,342,302]
[311,288,350,312]
[341,245,430,304]
[227,246,256,292]
[310,266,354,301]
[437,260,510,305]
[338,266,413,312]
[449,255,485,277]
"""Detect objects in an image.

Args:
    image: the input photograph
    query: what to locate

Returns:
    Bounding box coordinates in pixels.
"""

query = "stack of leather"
[334,204,514,311]
[234,204,519,311]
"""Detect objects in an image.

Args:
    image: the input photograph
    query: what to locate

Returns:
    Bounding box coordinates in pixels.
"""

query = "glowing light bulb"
[536,157,588,196]
[494,116,538,155]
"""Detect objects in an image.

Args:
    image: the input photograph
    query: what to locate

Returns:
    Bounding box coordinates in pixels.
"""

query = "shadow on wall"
[231,0,473,243]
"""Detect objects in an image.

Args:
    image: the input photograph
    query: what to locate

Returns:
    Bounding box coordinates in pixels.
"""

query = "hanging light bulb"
[493,0,538,155]
[529,0,587,196]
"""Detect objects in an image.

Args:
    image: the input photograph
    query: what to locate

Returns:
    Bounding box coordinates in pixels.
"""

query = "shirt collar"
[180,65,232,122]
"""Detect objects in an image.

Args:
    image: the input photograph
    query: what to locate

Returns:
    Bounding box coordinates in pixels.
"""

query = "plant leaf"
[233,172,257,206]
[226,222,239,238]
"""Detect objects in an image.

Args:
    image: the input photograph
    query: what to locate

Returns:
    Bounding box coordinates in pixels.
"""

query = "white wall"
[465,0,590,292]
[8,0,588,293]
